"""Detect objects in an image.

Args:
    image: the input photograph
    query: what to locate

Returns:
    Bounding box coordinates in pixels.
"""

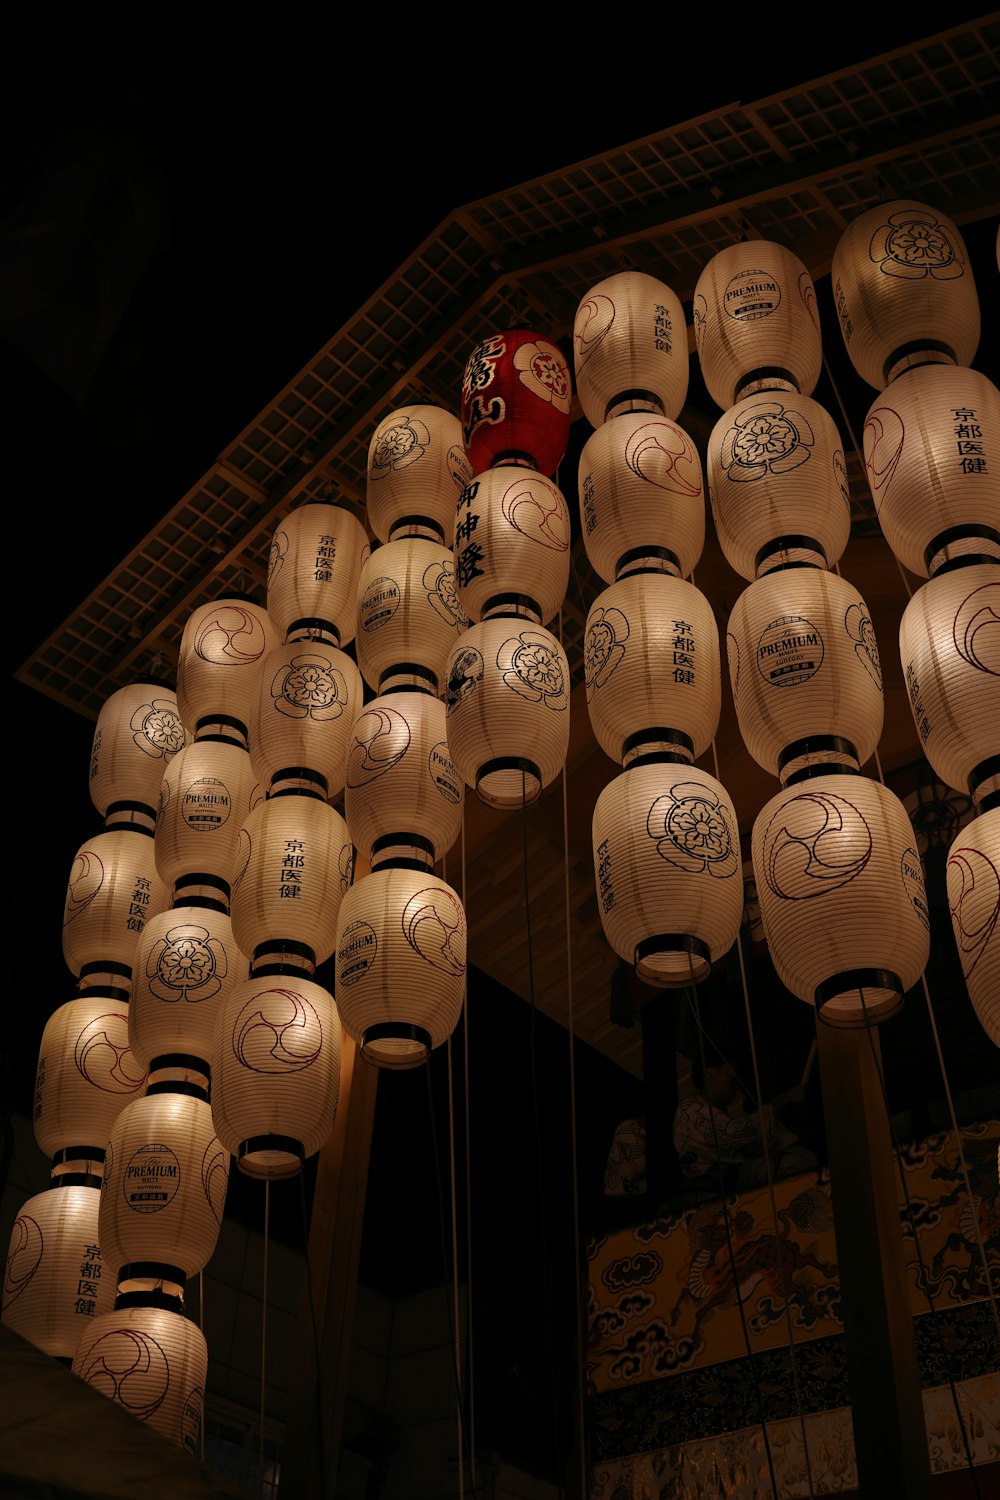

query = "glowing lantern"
[366,403,472,544]
[584,574,721,766]
[707,391,852,579]
[4,1181,115,1359]
[34,997,145,1160]
[73,1302,208,1453]
[831,199,980,390]
[250,637,363,802]
[155,734,260,904]
[345,692,464,868]
[726,566,884,781]
[573,270,688,427]
[89,681,187,833]
[898,561,1000,808]
[62,828,168,991]
[211,971,342,1178]
[947,806,1000,1046]
[99,1085,228,1297]
[444,617,570,809]
[863,363,1000,577]
[336,866,466,1068]
[692,240,822,410]
[130,900,243,1076]
[356,537,468,695]
[175,595,277,743]
[267,501,369,649]
[752,771,930,1025]
[592,760,744,987]
[577,412,705,584]
[230,794,353,973]
[461,328,571,477]
[453,466,570,626]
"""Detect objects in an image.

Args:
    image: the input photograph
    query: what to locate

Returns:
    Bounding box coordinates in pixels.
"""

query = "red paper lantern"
[461,328,572,477]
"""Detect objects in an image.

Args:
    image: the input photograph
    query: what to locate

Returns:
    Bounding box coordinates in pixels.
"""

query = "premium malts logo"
[123,1142,181,1213]
[338,921,377,985]
[757,615,824,688]
[723,268,781,321]
[181,777,232,830]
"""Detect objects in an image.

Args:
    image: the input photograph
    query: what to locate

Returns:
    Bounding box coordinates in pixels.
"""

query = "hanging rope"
[260,1178,270,1500]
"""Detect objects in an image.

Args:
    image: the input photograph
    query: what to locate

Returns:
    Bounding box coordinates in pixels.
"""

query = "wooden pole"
[815,1018,931,1497]
[280,1034,380,1498]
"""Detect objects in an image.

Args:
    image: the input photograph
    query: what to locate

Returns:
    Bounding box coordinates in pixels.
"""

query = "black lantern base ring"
[475,756,542,810]
[237,1135,305,1180]
[634,933,711,988]
[117,1261,188,1303]
[815,968,904,1027]
[362,1022,433,1070]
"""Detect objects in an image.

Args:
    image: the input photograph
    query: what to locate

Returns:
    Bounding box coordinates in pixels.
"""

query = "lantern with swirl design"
[73,1302,208,1452]
[573,270,688,428]
[453,466,570,628]
[335,866,466,1069]
[34,996,145,1165]
[3,1177,115,1359]
[751,770,930,1025]
[62,827,169,998]
[175,595,278,747]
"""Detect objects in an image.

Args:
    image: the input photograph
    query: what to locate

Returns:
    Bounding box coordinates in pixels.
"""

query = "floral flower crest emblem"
[869,210,964,281]
[721,398,814,483]
[147,924,226,1003]
[584,607,629,699]
[513,341,571,413]
[498,631,568,709]
[369,416,432,480]
[424,559,469,628]
[272,653,348,720]
[130,698,186,760]
[844,603,882,687]
[647,782,738,878]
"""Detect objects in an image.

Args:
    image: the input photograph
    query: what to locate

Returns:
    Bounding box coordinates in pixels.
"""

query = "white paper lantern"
[89,681,187,830]
[578,412,706,585]
[898,561,1000,807]
[336,867,466,1067]
[584,574,721,766]
[727,566,884,780]
[752,771,931,1024]
[444,617,570,809]
[357,537,469,693]
[62,828,169,989]
[99,1088,228,1293]
[267,502,370,648]
[831,199,981,390]
[230,794,353,972]
[707,391,852,579]
[155,736,260,903]
[130,901,244,1074]
[73,1303,208,1453]
[366,404,472,544]
[947,806,1000,1047]
[573,270,689,428]
[453,467,570,626]
[3,1182,115,1358]
[211,971,342,1178]
[345,692,464,867]
[862,363,1000,577]
[248,637,363,802]
[692,240,822,410]
[34,997,146,1160]
[592,761,744,986]
[175,596,277,741]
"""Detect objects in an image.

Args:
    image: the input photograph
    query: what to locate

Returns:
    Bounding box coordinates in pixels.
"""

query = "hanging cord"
[260,1178,270,1500]
[730,887,818,1497]
[689,975,781,1499]
[520,768,567,1492]
[855,988,984,1496]
[558,607,590,1499]
[298,1171,329,1498]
